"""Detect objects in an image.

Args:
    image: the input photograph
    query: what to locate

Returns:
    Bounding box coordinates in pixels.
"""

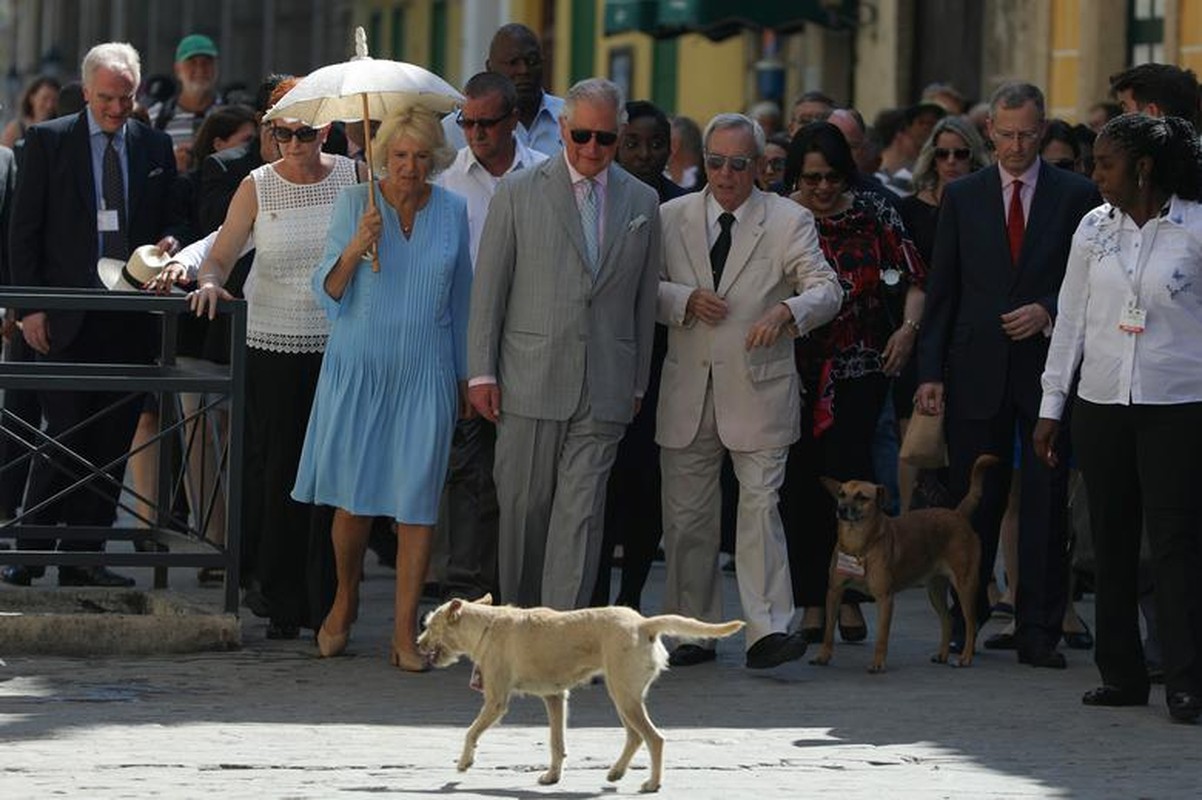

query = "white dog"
[417,594,745,792]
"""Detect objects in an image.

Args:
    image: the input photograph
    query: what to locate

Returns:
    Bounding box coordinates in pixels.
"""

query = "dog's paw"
[456,755,474,772]
[867,663,887,674]
[640,778,661,793]
[810,652,832,666]
[538,768,561,785]
[930,652,948,664]
[954,655,973,668]
[607,765,627,782]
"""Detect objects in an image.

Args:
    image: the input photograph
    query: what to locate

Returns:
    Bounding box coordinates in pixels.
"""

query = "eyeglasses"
[704,153,753,172]
[455,110,512,130]
[798,171,843,187]
[1049,157,1077,171]
[569,128,618,146]
[992,128,1041,144]
[934,147,971,161]
[270,125,319,143]
[765,157,787,172]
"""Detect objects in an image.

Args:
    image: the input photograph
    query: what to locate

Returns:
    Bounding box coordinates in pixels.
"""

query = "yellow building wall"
[1180,0,1202,75]
[675,34,747,128]
[597,31,653,102]
[1049,0,1081,120]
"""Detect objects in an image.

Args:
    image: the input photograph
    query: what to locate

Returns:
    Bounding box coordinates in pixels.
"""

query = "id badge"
[97,209,120,232]
[1118,303,1146,334]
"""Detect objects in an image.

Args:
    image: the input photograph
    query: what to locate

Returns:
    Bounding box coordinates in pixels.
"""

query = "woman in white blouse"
[1035,114,1202,725]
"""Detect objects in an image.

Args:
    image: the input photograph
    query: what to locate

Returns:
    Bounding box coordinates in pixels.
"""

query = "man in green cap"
[150,33,221,171]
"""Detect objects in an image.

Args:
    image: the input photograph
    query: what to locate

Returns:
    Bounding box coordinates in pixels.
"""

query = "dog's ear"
[447,598,464,623]
[875,484,889,508]
[474,593,493,605]
[820,477,843,499]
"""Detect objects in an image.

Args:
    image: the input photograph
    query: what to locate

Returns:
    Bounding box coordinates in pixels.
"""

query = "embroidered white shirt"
[1040,196,1202,420]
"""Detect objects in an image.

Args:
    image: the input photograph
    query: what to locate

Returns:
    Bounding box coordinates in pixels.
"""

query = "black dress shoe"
[241,587,271,618]
[1062,622,1094,650]
[948,638,965,655]
[266,620,300,640]
[668,644,716,667]
[57,565,135,587]
[801,625,825,644]
[838,605,868,642]
[1,564,45,586]
[745,631,808,669]
[1167,691,1201,724]
[1017,649,1067,669]
[984,632,1017,650]
[1082,685,1148,707]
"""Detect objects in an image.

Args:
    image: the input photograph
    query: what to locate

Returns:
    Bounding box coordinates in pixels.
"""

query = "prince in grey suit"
[468,78,661,609]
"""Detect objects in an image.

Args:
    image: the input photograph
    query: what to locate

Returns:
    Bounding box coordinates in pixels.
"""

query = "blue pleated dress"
[291,182,472,524]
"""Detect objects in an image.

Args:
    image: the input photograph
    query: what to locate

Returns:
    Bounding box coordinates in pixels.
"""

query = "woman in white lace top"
[179,78,365,640]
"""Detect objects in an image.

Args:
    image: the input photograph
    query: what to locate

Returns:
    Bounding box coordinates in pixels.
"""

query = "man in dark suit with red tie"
[2,42,183,587]
[915,82,1100,668]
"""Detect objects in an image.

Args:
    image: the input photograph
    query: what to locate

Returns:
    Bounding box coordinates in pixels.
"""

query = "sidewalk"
[1,557,1196,799]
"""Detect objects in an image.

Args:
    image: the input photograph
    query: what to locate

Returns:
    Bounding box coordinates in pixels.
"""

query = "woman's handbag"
[899,409,948,468]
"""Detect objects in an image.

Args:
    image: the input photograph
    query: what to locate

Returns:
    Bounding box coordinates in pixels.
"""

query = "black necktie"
[710,212,735,286]
[102,133,127,259]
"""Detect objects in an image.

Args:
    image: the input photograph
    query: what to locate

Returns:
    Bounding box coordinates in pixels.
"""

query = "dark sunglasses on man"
[270,125,320,143]
[455,110,512,130]
[703,153,753,172]
[569,128,618,146]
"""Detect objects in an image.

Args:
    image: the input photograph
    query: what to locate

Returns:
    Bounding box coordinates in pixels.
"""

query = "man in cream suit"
[657,113,841,669]
[468,78,661,610]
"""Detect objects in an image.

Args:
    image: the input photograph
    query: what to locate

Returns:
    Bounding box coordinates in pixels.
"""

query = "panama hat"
[97,244,180,292]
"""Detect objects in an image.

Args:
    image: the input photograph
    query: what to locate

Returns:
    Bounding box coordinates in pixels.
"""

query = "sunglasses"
[798,171,843,187]
[765,157,787,172]
[1049,157,1077,171]
[271,125,319,143]
[704,153,753,172]
[456,111,511,130]
[569,128,618,146]
[934,147,971,161]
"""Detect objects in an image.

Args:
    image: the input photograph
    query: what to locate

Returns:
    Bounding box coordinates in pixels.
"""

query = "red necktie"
[1007,179,1025,266]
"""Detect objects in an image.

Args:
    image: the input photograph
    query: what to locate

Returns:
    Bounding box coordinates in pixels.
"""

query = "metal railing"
[0,288,245,614]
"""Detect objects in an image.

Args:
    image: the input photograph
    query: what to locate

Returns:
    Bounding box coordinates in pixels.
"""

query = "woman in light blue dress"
[292,106,472,670]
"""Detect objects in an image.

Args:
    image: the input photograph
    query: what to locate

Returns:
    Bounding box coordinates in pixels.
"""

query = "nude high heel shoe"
[316,624,349,658]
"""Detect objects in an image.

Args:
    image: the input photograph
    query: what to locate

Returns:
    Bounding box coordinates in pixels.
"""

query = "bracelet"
[903,318,920,332]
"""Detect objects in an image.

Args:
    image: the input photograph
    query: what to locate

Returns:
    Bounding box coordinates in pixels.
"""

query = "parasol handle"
[362,91,380,273]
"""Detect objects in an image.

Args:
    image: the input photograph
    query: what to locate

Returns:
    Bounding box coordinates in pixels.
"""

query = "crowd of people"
[0,26,1199,723]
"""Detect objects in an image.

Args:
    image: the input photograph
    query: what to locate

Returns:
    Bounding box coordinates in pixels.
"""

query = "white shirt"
[565,150,608,253]
[705,192,747,248]
[442,93,565,157]
[1000,160,1040,227]
[1040,196,1202,420]
[435,137,547,265]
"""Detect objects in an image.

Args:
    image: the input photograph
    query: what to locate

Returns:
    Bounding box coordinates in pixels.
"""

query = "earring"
[1137,173,1145,190]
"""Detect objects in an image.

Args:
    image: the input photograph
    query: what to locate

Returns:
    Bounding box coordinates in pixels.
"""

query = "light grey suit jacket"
[655,187,841,451]
[468,154,662,424]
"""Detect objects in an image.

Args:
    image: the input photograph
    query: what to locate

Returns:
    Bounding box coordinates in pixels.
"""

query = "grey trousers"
[660,384,795,648]
[493,389,626,610]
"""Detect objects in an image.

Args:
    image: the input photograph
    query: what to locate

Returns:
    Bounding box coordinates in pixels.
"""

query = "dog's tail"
[640,615,745,641]
[955,454,1000,517]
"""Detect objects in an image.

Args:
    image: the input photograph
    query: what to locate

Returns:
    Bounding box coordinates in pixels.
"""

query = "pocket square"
[627,214,648,232]
[147,167,165,178]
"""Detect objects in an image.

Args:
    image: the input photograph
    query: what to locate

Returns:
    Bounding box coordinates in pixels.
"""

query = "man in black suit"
[915,82,1100,668]
[2,42,183,587]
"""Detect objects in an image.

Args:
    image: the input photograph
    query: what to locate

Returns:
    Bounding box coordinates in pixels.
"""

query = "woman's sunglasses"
[798,171,843,186]
[270,125,320,143]
[934,147,971,161]
[569,128,618,146]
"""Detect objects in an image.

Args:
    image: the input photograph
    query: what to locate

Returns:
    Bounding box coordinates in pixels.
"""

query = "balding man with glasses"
[656,113,841,669]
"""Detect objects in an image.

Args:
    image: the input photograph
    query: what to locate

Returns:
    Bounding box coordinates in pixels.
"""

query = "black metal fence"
[0,289,245,614]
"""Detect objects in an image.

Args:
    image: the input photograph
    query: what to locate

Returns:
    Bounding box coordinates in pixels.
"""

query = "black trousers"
[1073,400,1202,697]
[0,330,41,516]
[242,348,326,628]
[441,415,500,601]
[782,373,888,608]
[946,393,1070,654]
[18,312,152,551]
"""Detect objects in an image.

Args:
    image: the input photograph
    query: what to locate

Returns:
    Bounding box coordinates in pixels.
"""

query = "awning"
[604,0,858,40]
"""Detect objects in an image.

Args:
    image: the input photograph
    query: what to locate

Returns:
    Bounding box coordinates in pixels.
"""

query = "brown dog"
[416,594,744,793]
[811,454,997,673]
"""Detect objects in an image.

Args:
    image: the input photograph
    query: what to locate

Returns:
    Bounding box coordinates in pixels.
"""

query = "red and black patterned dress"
[797,190,926,437]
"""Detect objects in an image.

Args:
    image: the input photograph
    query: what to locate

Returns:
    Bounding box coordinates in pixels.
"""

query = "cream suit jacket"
[655,187,841,451]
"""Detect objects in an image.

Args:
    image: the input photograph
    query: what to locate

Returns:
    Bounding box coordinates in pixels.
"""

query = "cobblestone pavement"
[1,558,1197,799]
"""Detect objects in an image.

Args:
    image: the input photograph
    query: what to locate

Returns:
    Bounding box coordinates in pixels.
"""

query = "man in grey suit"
[468,78,661,610]
[657,114,842,669]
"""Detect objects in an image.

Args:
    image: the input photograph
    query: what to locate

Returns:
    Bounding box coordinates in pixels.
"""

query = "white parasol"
[263,27,463,271]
